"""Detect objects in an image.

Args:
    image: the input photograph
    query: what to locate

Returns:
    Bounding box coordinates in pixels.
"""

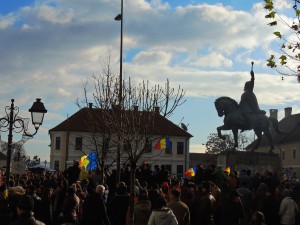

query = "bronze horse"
[214,96,285,152]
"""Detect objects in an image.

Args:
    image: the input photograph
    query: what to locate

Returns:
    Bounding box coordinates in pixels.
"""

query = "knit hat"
[283,189,291,197]
[17,195,35,211]
[162,182,169,187]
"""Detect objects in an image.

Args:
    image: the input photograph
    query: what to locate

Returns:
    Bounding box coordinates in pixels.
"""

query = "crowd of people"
[0,161,300,225]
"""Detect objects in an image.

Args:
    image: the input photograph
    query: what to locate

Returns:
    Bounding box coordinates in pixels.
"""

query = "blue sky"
[0,0,299,162]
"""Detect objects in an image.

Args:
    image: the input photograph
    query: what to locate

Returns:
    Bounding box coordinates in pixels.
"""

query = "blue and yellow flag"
[79,152,98,171]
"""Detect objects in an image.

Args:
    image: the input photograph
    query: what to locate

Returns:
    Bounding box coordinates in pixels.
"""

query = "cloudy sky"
[0,0,299,162]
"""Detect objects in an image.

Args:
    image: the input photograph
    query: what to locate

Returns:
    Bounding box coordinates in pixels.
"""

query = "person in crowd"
[262,188,280,225]
[10,194,45,225]
[63,161,81,186]
[249,211,266,225]
[148,196,178,225]
[253,183,268,212]
[107,182,129,225]
[239,169,253,190]
[167,189,190,225]
[219,189,244,225]
[148,183,165,209]
[133,189,151,225]
[36,187,52,225]
[213,166,227,191]
[161,182,170,201]
[157,165,169,185]
[227,172,238,190]
[279,189,299,225]
[62,186,80,225]
[27,185,42,221]
[237,180,253,225]
[191,181,216,225]
[52,179,68,225]
[82,184,110,225]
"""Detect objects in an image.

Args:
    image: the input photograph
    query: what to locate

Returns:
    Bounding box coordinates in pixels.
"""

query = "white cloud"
[132,50,172,65]
[191,52,233,68]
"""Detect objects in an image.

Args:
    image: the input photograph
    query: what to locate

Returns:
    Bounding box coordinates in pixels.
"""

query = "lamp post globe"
[29,98,47,129]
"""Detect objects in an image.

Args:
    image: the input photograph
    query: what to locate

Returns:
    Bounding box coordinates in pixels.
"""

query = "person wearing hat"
[10,194,45,225]
[219,189,244,225]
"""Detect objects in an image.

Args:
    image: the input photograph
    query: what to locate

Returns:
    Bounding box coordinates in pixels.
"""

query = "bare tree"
[76,57,186,225]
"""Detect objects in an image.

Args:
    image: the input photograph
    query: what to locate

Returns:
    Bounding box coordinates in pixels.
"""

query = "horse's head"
[214,99,225,117]
[215,97,238,117]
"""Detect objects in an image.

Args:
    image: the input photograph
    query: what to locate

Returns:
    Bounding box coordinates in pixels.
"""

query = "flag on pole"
[79,152,98,171]
[86,152,97,171]
[154,136,170,150]
[225,166,231,173]
[184,167,196,177]
[79,155,89,168]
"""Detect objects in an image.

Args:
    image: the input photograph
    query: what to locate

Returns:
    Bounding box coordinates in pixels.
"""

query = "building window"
[75,137,83,151]
[165,141,173,154]
[293,149,296,159]
[54,161,59,170]
[177,142,184,154]
[165,165,172,174]
[143,139,152,153]
[55,137,61,150]
[177,165,183,176]
[281,150,285,160]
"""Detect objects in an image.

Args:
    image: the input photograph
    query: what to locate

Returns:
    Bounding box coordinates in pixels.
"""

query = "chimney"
[88,103,93,109]
[269,109,278,120]
[284,107,292,117]
[154,106,160,114]
[133,105,138,111]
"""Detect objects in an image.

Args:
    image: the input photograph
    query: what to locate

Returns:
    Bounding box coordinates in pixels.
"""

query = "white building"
[49,107,192,176]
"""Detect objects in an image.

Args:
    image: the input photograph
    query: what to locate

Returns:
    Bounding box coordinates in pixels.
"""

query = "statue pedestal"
[217,151,281,174]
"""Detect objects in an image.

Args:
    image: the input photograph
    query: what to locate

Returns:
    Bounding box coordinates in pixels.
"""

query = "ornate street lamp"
[0,98,47,184]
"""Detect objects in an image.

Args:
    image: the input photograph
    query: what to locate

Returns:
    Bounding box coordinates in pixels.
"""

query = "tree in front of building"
[264,0,300,82]
[76,56,186,225]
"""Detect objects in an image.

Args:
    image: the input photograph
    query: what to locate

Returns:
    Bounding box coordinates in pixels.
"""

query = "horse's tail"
[268,117,287,134]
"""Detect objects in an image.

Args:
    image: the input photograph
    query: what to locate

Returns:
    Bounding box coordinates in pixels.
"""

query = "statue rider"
[239,62,266,131]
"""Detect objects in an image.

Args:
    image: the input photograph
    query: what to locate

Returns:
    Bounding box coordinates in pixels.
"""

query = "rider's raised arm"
[249,70,254,91]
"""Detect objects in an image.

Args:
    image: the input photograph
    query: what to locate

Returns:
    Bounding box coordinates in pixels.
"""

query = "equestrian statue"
[214,62,286,152]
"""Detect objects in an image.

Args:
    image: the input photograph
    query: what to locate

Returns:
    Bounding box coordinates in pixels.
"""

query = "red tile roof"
[49,108,193,137]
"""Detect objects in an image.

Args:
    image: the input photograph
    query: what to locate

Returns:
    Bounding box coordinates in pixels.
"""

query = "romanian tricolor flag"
[184,167,196,177]
[154,136,170,150]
